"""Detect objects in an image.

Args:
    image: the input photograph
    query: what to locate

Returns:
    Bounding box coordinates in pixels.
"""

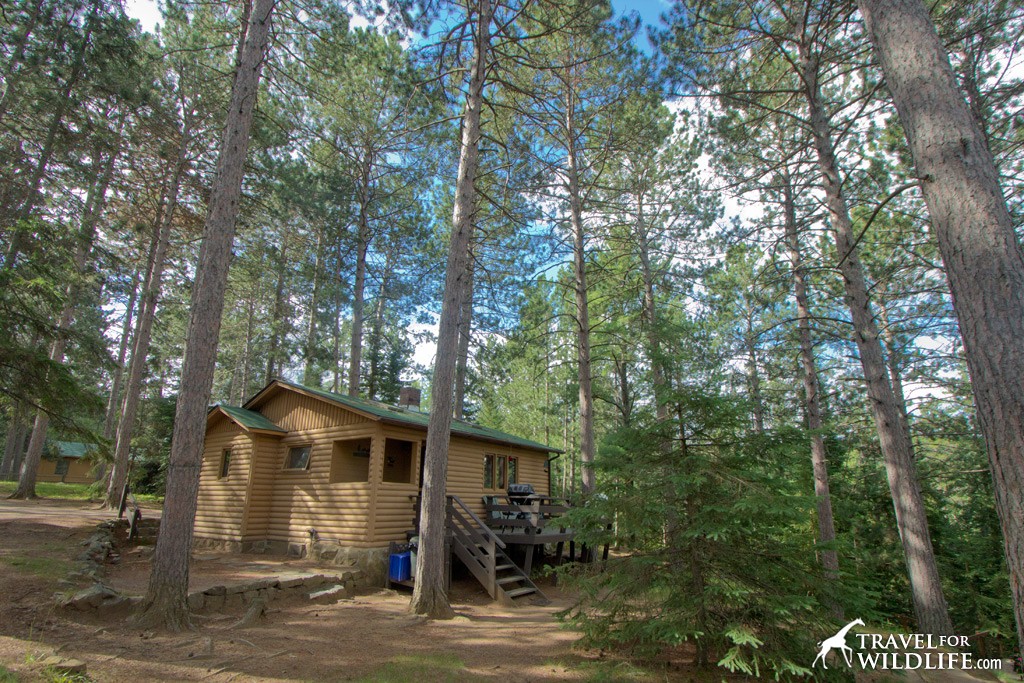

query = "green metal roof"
[53,441,97,459]
[255,379,560,453]
[214,404,287,433]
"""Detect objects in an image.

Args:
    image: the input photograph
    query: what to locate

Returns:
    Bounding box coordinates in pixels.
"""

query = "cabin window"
[55,458,69,476]
[483,454,494,489]
[483,455,517,490]
[496,455,507,489]
[383,438,415,484]
[330,438,371,483]
[219,449,231,479]
[285,445,312,470]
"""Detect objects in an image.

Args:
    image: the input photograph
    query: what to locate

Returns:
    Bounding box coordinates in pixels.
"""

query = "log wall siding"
[195,386,554,549]
[259,422,380,547]
[195,419,254,542]
[256,388,367,431]
[370,434,550,545]
[36,458,95,484]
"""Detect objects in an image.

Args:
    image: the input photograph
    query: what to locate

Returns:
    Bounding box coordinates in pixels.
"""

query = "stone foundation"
[199,536,391,587]
[308,541,389,587]
[192,536,243,553]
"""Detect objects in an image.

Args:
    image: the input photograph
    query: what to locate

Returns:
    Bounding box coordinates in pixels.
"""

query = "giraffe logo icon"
[812,618,865,669]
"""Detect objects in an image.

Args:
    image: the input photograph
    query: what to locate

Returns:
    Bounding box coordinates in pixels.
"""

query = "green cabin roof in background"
[53,441,97,459]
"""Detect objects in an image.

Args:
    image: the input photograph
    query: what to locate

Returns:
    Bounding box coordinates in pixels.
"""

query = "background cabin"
[37,441,99,484]
[194,379,560,583]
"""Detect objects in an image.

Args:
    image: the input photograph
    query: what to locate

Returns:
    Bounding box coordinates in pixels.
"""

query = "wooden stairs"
[446,495,548,606]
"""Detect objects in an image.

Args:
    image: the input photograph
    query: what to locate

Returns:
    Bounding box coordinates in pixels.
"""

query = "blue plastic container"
[389,551,412,582]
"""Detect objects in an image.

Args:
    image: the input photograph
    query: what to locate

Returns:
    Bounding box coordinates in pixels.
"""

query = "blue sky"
[611,0,671,30]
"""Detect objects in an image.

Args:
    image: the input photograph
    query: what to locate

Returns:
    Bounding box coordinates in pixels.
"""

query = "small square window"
[219,449,231,479]
[285,445,311,470]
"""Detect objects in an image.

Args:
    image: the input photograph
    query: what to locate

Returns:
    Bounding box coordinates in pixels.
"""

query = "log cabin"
[194,379,563,592]
[37,441,99,484]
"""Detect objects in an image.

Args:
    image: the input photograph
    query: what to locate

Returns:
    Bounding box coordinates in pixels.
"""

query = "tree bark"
[103,266,141,441]
[3,2,93,269]
[366,250,394,401]
[332,240,344,393]
[105,128,188,509]
[858,0,1024,656]
[11,114,122,499]
[134,0,274,631]
[798,44,953,636]
[635,196,669,423]
[453,242,475,419]
[1,402,28,481]
[745,318,764,434]
[566,104,596,497]
[303,229,324,385]
[410,0,491,619]
[782,169,841,611]
[348,170,372,397]
[265,235,290,383]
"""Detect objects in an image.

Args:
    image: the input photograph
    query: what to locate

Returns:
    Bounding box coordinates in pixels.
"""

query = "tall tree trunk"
[348,173,371,397]
[0,0,52,125]
[103,266,141,441]
[745,318,765,434]
[782,170,841,611]
[240,291,257,399]
[303,229,324,385]
[134,0,274,632]
[565,104,596,497]
[858,0,1024,656]
[367,259,392,401]
[410,0,491,619]
[453,242,475,419]
[105,128,188,509]
[3,2,93,269]
[635,201,669,423]
[798,44,953,636]
[11,115,122,499]
[332,253,343,393]
[265,236,289,383]
[1,403,28,481]
[878,299,914,442]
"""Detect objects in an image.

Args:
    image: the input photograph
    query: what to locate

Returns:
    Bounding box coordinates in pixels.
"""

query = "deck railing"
[483,496,571,535]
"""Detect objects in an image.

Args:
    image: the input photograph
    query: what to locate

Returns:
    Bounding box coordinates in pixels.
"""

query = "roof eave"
[377,415,561,454]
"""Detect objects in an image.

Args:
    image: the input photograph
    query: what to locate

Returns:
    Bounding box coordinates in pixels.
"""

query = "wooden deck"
[484,496,576,573]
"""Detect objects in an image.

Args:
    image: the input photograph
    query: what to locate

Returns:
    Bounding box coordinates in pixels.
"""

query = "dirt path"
[0,498,598,682]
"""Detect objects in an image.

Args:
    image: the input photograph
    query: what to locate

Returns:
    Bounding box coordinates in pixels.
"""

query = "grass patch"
[0,481,162,506]
[0,664,18,682]
[357,654,470,682]
[553,658,665,682]
[40,669,91,683]
[0,482,96,500]
[1,552,72,581]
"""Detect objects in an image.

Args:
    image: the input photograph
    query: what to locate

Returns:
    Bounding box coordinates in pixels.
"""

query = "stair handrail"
[447,494,506,549]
